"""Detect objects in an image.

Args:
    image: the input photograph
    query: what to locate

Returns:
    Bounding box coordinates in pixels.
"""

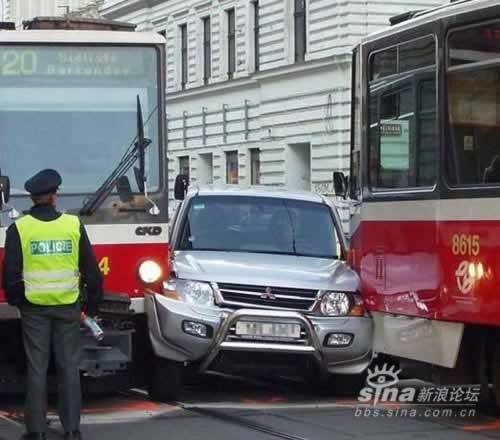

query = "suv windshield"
[179,195,341,259]
[0,45,160,194]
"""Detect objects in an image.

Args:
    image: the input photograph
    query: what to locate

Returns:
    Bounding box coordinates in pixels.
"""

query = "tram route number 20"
[98,257,111,276]
[1,50,37,76]
[451,234,480,257]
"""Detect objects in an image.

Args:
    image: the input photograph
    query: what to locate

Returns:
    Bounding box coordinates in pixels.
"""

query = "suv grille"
[217,282,318,311]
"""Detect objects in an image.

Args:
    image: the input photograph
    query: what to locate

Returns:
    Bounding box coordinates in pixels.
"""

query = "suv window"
[178,195,341,259]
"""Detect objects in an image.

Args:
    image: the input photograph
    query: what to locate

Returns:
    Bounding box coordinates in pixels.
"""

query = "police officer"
[2,169,103,440]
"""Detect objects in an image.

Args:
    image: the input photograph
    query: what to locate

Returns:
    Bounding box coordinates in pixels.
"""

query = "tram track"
[126,376,314,440]
[176,403,310,440]
[3,383,499,439]
[125,382,313,440]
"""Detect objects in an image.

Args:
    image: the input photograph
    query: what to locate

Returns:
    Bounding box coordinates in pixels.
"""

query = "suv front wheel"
[147,358,183,402]
[309,370,366,397]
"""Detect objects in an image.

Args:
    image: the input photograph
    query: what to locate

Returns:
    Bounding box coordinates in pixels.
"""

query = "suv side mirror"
[333,172,347,199]
[174,174,189,201]
[0,175,11,207]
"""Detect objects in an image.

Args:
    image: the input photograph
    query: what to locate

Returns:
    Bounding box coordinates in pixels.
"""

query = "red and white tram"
[336,0,500,403]
[0,17,168,392]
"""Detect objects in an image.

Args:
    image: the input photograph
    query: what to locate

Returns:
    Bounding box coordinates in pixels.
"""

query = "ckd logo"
[135,226,163,236]
[358,364,414,405]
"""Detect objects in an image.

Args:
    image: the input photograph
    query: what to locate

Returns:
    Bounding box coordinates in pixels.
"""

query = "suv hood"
[172,250,359,291]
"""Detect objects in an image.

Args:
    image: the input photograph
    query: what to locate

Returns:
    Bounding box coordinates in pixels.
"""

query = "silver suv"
[145,184,372,400]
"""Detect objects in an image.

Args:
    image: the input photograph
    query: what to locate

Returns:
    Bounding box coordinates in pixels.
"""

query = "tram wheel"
[147,358,183,403]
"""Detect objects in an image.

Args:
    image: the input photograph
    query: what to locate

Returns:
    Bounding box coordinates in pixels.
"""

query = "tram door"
[355,33,441,317]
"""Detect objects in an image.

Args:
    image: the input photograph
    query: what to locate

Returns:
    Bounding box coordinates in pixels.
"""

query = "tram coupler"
[79,292,135,378]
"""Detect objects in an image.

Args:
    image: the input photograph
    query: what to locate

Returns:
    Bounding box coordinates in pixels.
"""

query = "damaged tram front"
[0,17,168,392]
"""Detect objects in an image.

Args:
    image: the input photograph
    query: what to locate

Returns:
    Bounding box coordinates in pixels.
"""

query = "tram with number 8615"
[335,0,500,405]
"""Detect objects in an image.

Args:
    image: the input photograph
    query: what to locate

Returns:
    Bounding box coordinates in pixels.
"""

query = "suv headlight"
[320,291,352,316]
[162,279,215,307]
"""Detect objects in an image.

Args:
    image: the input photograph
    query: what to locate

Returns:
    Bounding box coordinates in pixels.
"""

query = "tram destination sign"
[0,46,150,78]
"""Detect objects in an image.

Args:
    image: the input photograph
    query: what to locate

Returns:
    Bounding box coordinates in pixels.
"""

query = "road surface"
[1,375,500,440]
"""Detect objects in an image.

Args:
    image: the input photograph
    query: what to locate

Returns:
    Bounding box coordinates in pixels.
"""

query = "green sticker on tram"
[380,120,410,170]
[30,240,73,256]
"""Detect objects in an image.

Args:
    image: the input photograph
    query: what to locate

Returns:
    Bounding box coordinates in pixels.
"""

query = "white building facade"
[99,0,442,227]
[1,0,101,26]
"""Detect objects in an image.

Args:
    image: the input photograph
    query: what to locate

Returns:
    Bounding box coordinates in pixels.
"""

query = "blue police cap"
[24,169,62,195]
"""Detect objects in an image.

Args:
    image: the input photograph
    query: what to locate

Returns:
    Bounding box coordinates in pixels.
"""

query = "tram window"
[367,36,438,191]
[449,20,500,67]
[420,79,435,110]
[368,77,437,190]
[446,67,500,185]
[399,36,436,73]
[418,80,437,186]
[369,89,414,189]
[380,93,398,119]
[370,48,397,81]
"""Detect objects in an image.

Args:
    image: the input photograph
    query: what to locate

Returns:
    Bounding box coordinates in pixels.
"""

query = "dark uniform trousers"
[20,302,81,433]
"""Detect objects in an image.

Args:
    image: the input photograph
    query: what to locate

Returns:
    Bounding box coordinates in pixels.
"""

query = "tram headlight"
[468,262,485,280]
[320,291,352,316]
[138,260,163,284]
[162,279,215,307]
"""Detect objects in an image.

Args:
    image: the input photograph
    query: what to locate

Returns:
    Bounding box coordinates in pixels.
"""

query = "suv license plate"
[235,322,301,339]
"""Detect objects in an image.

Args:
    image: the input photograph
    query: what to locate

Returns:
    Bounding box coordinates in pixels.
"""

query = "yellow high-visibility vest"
[16,213,80,306]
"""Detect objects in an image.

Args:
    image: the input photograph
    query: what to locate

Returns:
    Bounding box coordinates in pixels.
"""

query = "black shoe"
[21,434,46,440]
[64,431,82,440]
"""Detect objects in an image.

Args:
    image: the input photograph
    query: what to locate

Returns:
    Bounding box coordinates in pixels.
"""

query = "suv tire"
[148,358,183,402]
[329,373,366,397]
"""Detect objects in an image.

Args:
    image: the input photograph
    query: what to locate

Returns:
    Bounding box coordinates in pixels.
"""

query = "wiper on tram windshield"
[80,96,156,216]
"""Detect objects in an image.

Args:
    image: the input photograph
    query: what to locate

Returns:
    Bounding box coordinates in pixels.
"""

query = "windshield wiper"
[80,96,155,216]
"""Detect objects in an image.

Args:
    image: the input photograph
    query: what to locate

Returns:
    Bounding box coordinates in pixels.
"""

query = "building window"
[179,156,190,180]
[198,153,213,184]
[294,0,306,62]
[227,8,236,79]
[203,17,211,85]
[253,1,260,71]
[226,151,239,184]
[250,149,260,185]
[180,24,188,90]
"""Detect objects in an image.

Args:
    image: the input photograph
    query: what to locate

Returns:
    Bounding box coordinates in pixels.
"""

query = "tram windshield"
[0,45,160,194]
[447,20,500,186]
